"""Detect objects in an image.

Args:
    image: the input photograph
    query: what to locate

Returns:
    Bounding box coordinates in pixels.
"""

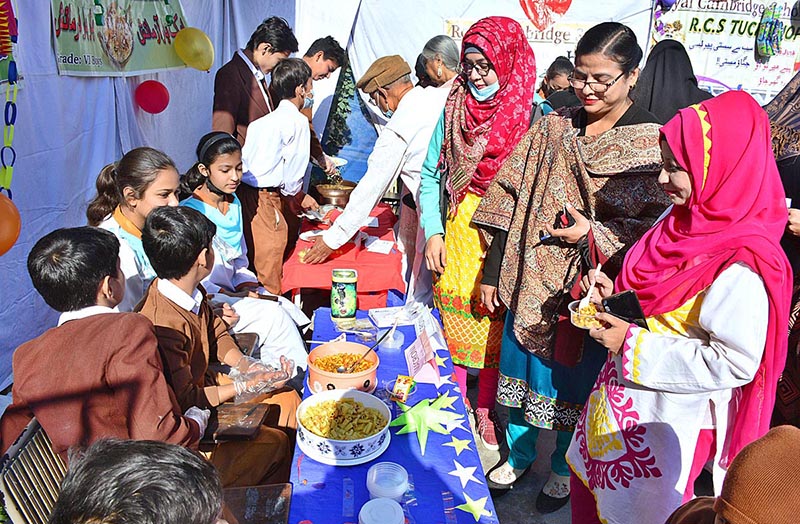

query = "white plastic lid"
[358,498,404,524]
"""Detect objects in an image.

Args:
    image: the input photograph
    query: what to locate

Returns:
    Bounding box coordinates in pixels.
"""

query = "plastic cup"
[358,497,404,524]
[366,462,409,502]
[379,328,405,349]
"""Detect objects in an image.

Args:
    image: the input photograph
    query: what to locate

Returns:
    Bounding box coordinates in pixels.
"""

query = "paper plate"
[299,230,325,242]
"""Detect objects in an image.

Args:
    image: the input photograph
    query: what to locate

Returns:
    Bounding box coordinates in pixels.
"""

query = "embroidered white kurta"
[567,262,768,524]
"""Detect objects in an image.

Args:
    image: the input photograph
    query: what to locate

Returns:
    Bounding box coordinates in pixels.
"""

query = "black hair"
[304,36,345,68]
[415,54,434,88]
[575,22,643,74]
[27,226,120,312]
[86,147,177,226]
[271,57,312,101]
[246,16,298,54]
[546,56,574,79]
[141,206,216,281]
[49,439,222,524]
[182,132,242,195]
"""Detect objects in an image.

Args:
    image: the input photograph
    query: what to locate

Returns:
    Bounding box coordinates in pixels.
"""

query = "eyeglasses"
[461,60,492,77]
[568,71,626,93]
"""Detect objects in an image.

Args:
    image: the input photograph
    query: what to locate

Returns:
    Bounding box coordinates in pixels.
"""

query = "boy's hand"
[184,406,211,436]
[301,194,320,211]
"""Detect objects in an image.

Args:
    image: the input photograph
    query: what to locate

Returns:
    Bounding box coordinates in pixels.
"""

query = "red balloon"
[0,192,21,256]
[135,80,170,114]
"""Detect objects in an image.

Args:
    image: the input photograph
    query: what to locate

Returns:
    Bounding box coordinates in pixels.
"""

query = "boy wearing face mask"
[240,58,319,294]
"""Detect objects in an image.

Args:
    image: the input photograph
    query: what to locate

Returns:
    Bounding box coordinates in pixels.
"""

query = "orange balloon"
[0,192,21,256]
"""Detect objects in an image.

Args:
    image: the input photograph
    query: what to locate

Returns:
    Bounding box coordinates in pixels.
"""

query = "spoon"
[337,320,398,373]
[579,262,603,311]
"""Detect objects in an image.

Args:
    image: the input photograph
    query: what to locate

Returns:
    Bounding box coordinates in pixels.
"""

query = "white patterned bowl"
[296,389,391,466]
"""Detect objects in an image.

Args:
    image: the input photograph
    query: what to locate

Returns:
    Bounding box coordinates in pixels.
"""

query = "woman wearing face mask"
[472,22,668,510]
[418,16,536,455]
[567,90,791,524]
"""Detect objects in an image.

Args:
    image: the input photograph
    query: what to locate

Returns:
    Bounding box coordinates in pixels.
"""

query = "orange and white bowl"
[307,341,379,394]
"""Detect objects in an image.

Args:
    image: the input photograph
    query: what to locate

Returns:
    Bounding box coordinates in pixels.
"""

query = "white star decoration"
[442,416,469,433]
[448,459,483,489]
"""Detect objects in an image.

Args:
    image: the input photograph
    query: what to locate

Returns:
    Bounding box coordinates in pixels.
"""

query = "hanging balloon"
[174,27,214,72]
[0,191,21,256]
[135,80,170,114]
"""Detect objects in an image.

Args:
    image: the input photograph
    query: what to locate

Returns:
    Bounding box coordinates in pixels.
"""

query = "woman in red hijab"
[567,90,792,524]
[418,17,535,452]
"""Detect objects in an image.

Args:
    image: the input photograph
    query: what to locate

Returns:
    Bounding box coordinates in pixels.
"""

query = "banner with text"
[442,0,651,87]
[51,0,189,76]
[651,1,800,103]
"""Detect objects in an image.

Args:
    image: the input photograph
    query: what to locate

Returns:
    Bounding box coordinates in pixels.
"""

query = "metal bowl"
[316,181,357,207]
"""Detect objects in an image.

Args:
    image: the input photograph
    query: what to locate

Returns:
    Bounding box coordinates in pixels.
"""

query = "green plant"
[324,62,356,157]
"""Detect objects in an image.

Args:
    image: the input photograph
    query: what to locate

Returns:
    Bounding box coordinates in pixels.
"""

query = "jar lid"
[358,497,404,524]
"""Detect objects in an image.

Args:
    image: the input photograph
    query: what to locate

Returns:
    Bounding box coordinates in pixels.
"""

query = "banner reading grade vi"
[51,0,189,77]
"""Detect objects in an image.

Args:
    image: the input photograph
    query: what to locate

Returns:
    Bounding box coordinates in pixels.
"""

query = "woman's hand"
[580,269,614,302]
[544,204,591,244]
[788,208,800,236]
[480,284,501,313]
[589,312,631,354]
[425,234,447,274]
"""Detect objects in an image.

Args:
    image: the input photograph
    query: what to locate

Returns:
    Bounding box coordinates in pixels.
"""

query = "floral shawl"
[472,106,668,361]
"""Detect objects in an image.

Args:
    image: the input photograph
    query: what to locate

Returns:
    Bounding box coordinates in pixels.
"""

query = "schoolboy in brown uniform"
[0,227,205,460]
[136,206,299,486]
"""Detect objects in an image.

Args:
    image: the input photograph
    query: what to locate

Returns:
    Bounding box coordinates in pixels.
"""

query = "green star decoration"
[390,395,463,455]
[456,494,492,522]
[430,390,458,411]
[443,435,472,456]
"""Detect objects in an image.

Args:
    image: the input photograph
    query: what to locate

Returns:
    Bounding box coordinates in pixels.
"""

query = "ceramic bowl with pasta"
[296,389,391,466]
[307,341,379,393]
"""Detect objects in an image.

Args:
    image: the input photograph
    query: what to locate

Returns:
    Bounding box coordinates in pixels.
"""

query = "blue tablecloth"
[289,308,498,524]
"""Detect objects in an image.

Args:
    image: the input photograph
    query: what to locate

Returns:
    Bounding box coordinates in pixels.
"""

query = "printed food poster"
[51,0,189,76]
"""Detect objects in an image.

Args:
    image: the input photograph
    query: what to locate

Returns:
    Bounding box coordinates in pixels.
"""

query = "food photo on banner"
[50,0,189,76]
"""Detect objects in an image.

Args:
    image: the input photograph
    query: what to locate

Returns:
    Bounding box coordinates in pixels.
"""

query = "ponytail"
[86,163,121,226]
[180,162,207,199]
[85,147,177,226]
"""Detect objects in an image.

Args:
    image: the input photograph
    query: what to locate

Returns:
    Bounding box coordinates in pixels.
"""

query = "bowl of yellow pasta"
[307,341,380,394]
[296,389,391,465]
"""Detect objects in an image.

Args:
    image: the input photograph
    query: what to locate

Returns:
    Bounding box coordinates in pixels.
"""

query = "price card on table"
[404,330,442,386]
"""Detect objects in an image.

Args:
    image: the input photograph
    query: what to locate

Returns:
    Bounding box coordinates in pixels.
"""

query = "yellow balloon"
[174,27,214,72]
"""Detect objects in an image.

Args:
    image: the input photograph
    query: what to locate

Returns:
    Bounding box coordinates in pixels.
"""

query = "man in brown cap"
[666,425,800,524]
[303,55,448,307]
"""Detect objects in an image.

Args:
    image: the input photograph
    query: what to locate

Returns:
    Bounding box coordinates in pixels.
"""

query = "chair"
[0,418,66,524]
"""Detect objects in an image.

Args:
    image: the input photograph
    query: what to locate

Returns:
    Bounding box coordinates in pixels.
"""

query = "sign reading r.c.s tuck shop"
[51,0,189,77]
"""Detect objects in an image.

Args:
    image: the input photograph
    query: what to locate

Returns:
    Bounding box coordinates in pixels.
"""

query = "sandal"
[487,461,531,491]
[535,471,570,514]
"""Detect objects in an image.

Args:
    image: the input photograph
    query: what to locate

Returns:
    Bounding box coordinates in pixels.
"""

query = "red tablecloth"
[281,204,405,309]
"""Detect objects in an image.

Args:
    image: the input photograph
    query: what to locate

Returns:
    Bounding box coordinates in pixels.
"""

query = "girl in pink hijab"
[567,90,792,524]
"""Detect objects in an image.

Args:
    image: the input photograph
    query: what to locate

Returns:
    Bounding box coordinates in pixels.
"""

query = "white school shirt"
[241,99,310,196]
[322,85,449,250]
